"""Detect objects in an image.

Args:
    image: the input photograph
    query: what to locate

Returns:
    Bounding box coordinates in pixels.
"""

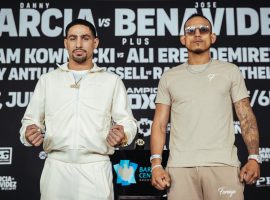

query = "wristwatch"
[248,154,262,164]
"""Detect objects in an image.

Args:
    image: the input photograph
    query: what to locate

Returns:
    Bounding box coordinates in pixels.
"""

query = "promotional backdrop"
[0,0,269,199]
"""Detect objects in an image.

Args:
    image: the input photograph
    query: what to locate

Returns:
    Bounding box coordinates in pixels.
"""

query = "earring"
[93,49,98,54]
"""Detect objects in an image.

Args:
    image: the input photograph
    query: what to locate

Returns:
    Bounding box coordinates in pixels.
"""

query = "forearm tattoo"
[234,98,259,154]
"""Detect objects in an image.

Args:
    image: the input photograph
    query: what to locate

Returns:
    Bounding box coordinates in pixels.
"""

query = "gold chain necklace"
[70,77,83,89]
[186,59,212,74]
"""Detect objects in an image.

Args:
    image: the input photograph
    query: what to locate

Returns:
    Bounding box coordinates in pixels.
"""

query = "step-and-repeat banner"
[0,0,269,199]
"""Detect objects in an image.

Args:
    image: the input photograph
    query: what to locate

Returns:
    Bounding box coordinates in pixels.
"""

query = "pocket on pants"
[40,159,51,196]
[100,162,113,199]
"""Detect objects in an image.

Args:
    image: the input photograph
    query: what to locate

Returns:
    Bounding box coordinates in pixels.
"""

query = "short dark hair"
[184,13,212,32]
[65,19,97,38]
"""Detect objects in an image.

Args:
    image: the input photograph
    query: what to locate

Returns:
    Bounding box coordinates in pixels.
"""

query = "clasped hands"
[25,124,44,146]
[106,124,127,147]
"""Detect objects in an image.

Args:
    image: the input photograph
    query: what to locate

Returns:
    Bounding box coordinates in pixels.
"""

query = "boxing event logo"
[0,147,12,165]
[138,118,152,137]
[113,160,138,186]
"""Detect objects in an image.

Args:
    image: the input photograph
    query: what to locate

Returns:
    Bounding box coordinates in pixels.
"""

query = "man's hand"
[240,160,260,185]
[25,124,44,147]
[106,125,127,147]
[151,166,171,190]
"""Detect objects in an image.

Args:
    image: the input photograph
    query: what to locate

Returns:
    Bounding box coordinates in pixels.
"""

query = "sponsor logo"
[113,160,138,186]
[0,147,12,165]
[39,151,47,160]
[256,177,270,187]
[138,118,171,137]
[138,166,152,182]
[138,118,152,137]
[0,176,17,191]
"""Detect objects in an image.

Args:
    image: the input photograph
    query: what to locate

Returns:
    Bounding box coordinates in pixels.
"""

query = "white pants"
[40,157,114,200]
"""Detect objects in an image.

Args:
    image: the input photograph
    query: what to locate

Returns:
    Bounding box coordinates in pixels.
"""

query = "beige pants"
[40,157,114,200]
[167,166,244,200]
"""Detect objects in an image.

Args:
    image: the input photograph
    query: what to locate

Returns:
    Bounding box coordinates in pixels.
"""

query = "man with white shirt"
[20,19,137,200]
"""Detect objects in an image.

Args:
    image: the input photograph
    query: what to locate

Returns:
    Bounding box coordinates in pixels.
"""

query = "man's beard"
[192,49,204,54]
[188,46,210,54]
[72,55,87,63]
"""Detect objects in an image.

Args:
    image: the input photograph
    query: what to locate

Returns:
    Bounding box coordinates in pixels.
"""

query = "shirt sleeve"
[230,65,249,103]
[111,77,137,145]
[155,73,171,105]
[19,76,46,146]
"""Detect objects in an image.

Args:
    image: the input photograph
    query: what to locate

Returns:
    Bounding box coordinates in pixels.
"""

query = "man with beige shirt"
[20,19,137,200]
[150,14,260,200]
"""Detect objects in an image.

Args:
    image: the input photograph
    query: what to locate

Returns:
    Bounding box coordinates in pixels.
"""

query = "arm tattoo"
[234,98,259,154]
